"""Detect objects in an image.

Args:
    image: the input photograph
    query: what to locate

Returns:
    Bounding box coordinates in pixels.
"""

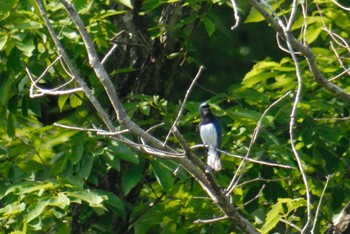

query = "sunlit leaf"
[67,190,105,208]
[116,0,133,9]
[26,199,50,223]
[259,202,283,234]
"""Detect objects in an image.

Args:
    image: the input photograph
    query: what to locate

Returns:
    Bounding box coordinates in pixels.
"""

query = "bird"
[199,102,221,172]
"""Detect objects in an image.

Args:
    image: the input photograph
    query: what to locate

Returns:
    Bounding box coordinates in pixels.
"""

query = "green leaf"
[0,77,13,106]
[108,142,139,164]
[103,150,120,171]
[245,7,265,23]
[151,159,174,192]
[13,21,42,30]
[25,199,50,223]
[70,143,84,165]
[67,190,105,208]
[0,35,8,50]
[0,0,19,13]
[99,9,127,19]
[306,25,323,44]
[281,198,306,215]
[0,202,25,218]
[93,190,126,220]
[6,113,15,137]
[69,92,84,108]
[58,94,70,112]
[48,193,71,210]
[5,181,56,196]
[79,155,94,180]
[122,162,143,195]
[116,0,133,9]
[259,202,283,234]
[15,37,35,57]
[202,16,216,37]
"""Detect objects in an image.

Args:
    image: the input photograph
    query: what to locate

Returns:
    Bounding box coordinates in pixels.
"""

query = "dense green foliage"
[1,0,350,233]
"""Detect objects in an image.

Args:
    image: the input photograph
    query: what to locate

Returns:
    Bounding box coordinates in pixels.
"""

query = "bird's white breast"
[200,123,218,147]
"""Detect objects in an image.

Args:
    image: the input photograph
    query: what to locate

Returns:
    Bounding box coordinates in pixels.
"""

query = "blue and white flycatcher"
[199,102,221,171]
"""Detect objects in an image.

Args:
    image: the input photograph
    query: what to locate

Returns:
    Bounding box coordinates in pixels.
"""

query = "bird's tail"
[207,148,221,171]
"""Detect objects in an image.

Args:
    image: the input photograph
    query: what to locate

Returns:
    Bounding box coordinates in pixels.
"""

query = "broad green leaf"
[9,231,25,234]
[79,155,94,180]
[13,21,42,30]
[48,193,70,210]
[0,202,26,217]
[202,16,216,37]
[6,113,15,137]
[0,77,13,106]
[245,7,265,23]
[151,159,174,192]
[25,199,50,223]
[0,0,19,13]
[67,190,105,208]
[103,150,121,171]
[259,202,283,234]
[99,10,127,19]
[58,94,70,112]
[93,190,126,220]
[0,35,8,50]
[122,162,143,195]
[108,141,139,164]
[5,181,56,196]
[242,71,275,88]
[306,25,323,44]
[70,144,84,165]
[15,38,35,57]
[282,198,306,215]
[69,92,84,108]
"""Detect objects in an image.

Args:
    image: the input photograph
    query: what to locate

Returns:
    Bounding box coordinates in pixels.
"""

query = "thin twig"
[311,175,331,233]
[243,185,265,207]
[280,218,302,232]
[230,0,240,30]
[101,43,118,64]
[225,91,291,195]
[332,0,350,11]
[194,216,228,224]
[284,15,312,234]
[163,65,205,146]
[190,145,295,169]
[53,123,129,135]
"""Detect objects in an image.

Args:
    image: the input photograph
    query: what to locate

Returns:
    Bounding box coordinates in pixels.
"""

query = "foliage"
[1,0,350,233]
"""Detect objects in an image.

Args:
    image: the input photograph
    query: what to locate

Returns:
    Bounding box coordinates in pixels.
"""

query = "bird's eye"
[200,102,209,109]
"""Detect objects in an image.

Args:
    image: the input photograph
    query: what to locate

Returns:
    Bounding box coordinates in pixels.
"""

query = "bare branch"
[101,43,118,65]
[163,65,205,146]
[230,0,240,30]
[332,0,350,11]
[311,175,331,233]
[194,216,228,224]
[243,185,265,207]
[280,218,303,232]
[53,123,129,135]
[285,27,312,234]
